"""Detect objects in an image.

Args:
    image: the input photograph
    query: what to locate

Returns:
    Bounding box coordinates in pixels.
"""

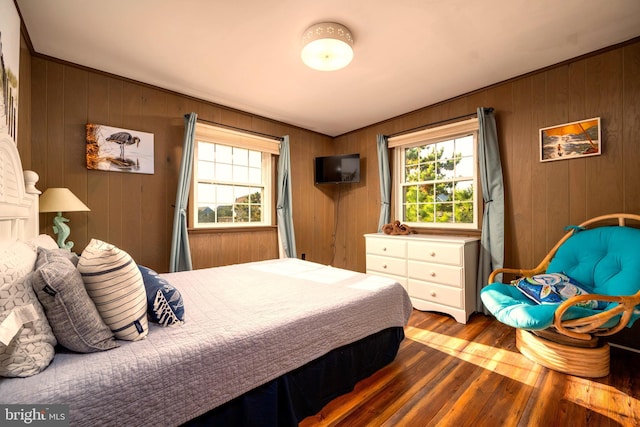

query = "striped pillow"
[78,239,148,341]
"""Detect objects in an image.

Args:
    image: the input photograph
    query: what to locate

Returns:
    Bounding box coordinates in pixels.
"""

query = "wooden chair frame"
[489,213,640,341]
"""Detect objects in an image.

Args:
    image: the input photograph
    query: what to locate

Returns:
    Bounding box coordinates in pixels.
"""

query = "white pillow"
[0,242,56,377]
[27,234,60,251]
[0,240,37,285]
[77,239,148,341]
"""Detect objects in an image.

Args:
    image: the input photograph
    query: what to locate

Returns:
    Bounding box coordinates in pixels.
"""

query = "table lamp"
[39,188,91,250]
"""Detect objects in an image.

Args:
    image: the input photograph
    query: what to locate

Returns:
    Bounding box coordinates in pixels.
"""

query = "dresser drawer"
[366,237,407,258]
[364,233,478,324]
[407,240,463,266]
[409,279,463,308]
[407,260,463,287]
[366,254,407,276]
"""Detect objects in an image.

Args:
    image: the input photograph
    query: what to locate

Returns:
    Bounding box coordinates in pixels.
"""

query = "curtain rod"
[192,116,284,142]
[386,111,482,139]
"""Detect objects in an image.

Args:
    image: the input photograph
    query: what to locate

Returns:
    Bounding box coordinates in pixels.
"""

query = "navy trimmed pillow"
[139,266,185,326]
[514,273,607,310]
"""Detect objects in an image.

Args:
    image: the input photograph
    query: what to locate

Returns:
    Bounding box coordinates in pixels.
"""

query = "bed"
[0,132,412,426]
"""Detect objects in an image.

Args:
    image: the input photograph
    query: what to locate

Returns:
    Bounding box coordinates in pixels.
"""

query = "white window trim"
[195,122,280,154]
[191,123,279,229]
[390,118,480,230]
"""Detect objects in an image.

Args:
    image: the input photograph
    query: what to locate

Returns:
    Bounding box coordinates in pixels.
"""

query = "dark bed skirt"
[183,326,405,427]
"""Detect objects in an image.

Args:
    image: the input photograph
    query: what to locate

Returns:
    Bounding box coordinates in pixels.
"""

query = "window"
[390,118,479,230]
[191,123,279,228]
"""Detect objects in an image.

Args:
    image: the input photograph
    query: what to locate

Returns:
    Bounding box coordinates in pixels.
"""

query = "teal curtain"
[376,134,391,232]
[277,135,297,258]
[170,113,197,272]
[476,107,505,313]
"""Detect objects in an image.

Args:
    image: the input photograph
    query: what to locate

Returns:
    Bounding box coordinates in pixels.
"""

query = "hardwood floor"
[301,310,640,427]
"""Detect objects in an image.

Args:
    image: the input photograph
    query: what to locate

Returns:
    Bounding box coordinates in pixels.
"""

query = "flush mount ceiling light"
[301,22,354,71]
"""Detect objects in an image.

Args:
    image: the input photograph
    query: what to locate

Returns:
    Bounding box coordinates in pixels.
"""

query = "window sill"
[188,225,277,234]
[409,227,481,238]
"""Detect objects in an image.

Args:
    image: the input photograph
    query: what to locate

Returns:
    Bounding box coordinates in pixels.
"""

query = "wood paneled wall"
[332,39,640,276]
[19,36,640,281]
[23,55,333,272]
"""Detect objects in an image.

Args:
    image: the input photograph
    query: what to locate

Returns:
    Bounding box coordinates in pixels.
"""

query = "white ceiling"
[16,0,640,137]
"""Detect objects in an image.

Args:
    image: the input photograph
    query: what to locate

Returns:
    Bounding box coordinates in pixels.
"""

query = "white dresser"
[364,233,480,324]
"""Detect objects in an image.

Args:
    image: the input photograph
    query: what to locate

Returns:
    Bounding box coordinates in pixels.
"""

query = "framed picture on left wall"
[0,0,21,143]
[86,124,155,174]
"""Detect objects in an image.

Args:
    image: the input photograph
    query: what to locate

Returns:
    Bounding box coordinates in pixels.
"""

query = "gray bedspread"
[0,258,412,426]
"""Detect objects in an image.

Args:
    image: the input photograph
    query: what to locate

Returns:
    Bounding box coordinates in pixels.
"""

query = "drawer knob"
[430,291,436,297]
[383,247,387,251]
[383,264,388,269]
[430,271,436,277]
[430,251,436,257]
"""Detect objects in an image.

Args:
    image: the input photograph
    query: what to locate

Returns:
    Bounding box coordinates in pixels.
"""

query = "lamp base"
[52,212,74,250]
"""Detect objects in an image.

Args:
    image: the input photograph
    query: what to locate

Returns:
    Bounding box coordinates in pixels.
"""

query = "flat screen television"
[315,153,360,184]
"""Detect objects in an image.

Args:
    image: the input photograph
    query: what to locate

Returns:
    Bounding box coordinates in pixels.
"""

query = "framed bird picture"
[86,124,154,174]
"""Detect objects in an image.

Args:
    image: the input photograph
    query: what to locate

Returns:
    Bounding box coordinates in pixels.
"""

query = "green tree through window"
[402,135,474,225]
[234,190,262,222]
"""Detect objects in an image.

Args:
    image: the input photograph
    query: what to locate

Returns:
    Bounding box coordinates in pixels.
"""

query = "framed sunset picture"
[540,117,601,162]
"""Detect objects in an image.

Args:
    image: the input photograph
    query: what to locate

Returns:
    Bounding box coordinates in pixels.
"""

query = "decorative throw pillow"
[139,266,185,326]
[514,273,607,310]
[25,234,79,266]
[55,248,80,267]
[30,248,119,353]
[0,240,38,285]
[0,241,56,377]
[77,239,148,341]
[26,234,59,251]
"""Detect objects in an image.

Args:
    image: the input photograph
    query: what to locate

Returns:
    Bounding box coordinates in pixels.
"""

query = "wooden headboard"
[0,133,40,241]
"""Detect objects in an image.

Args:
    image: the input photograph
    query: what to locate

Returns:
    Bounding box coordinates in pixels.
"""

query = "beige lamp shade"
[301,22,354,71]
[39,188,91,213]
